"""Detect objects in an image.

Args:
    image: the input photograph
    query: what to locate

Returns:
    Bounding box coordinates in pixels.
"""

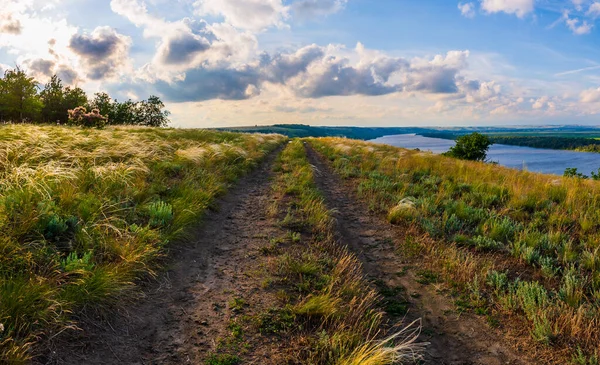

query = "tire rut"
[40,148,283,365]
[304,143,535,365]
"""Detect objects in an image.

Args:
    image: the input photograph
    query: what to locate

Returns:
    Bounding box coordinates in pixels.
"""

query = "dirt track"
[304,143,534,365]
[41,144,535,364]
[41,150,283,365]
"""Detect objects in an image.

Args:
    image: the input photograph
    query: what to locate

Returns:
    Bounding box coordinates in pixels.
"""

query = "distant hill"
[218,124,433,140]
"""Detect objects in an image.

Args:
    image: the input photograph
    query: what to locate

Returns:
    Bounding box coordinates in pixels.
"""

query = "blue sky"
[2,0,600,127]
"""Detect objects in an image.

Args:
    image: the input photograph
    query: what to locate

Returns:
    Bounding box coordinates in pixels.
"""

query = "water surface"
[369,134,600,176]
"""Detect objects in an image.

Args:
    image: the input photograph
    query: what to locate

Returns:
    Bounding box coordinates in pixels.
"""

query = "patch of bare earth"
[304,143,537,365]
[38,150,286,365]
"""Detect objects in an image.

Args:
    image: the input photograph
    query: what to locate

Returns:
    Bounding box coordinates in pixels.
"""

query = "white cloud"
[458,2,476,18]
[480,0,535,18]
[572,0,586,11]
[111,0,258,82]
[588,2,600,17]
[563,11,593,35]
[193,0,289,31]
[581,87,600,103]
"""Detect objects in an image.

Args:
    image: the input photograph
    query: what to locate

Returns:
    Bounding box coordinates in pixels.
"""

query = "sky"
[2,0,600,128]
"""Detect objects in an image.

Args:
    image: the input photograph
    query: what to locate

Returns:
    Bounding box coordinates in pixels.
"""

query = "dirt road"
[40,144,535,365]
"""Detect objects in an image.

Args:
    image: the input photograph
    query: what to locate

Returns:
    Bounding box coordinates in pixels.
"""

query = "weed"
[205,353,241,365]
[416,270,439,285]
[229,297,247,313]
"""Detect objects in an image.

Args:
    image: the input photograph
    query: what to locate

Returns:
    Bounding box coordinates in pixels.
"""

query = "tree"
[89,92,113,121]
[40,75,65,123]
[138,95,170,127]
[0,67,41,122]
[40,76,88,124]
[443,133,493,162]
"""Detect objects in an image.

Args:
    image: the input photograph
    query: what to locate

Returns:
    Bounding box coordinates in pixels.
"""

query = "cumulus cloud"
[156,21,212,66]
[589,2,600,17]
[69,26,132,80]
[480,0,535,18]
[22,57,81,85]
[0,12,21,34]
[154,66,261,101]
[581,87,600,103]
[24,58,54,77]
[458,2,476,18]
[260,44,325,83]
[291,0,348,19]
[112,0,258,82]
[562,11,593,35]
[194,0,288,31]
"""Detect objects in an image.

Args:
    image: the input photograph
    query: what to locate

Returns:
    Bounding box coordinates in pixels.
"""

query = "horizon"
[3,0,600,127]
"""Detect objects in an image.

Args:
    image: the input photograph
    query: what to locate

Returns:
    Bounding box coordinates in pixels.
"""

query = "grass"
[263,140,424,364]
[309,136,600,362]
[0,124,286,362]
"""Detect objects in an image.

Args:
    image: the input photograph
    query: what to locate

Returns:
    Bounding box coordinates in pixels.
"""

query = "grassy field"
[309,137,600,363]
[0,125,285,362]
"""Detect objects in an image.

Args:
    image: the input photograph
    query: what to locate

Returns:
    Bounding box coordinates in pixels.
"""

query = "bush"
[67,106,107,128]
[443,133,493,161]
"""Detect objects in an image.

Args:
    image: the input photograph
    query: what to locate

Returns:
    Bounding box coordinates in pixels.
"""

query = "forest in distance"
[221,124,600,153]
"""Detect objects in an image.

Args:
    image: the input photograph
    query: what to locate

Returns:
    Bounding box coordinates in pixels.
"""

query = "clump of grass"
[205,353,241,365]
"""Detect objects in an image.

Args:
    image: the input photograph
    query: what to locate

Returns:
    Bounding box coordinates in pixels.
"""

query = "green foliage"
[0,67,170,126]
[0,67,41,122]
[205,353,241,365]
[443,133,493,161]
[40,75,88,124]
[564,168,588,179]
[147,201,174,228]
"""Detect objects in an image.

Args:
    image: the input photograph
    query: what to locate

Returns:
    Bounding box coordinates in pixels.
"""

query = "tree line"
[0,67,170,127]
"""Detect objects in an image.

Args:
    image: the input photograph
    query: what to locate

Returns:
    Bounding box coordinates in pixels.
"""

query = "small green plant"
[147,201,174,228]
[61,251,94,272]
[229,297,247,313]
[205,353,241,365]
[559,267,586,308]
[572,348,599,365]
[486,270,508,294]
[255,307,295,335]
[531,313,553,345]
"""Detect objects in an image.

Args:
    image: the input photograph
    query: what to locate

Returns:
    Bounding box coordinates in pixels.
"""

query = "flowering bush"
[67,106,107,128]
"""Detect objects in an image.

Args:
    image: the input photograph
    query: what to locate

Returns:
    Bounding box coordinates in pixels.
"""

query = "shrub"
[68,106,107,128]
[442,133,492,161]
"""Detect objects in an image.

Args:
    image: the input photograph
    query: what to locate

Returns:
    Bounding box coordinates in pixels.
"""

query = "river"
[369,134,600,176]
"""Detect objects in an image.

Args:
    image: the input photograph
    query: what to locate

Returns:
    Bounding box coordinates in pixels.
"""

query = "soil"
[38,144,539,364]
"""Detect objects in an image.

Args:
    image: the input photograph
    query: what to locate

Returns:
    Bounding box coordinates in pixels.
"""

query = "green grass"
[309,136,600,362]
[0,124,286,362]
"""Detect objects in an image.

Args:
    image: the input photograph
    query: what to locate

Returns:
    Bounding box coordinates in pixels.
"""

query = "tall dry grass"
[0,124,286,362]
